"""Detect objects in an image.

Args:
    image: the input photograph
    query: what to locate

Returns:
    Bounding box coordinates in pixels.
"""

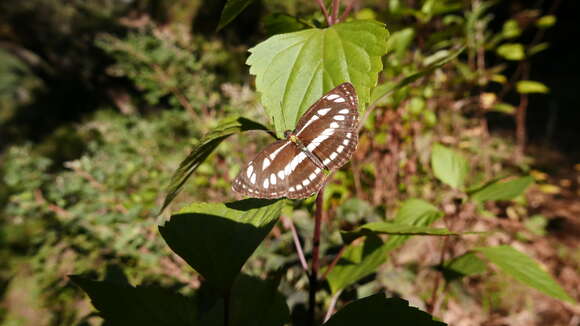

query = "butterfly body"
[232,83,359,199]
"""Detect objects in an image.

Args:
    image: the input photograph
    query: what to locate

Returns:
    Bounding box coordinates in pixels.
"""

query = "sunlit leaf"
[324,293,446,326]
[159,199,283,291]
[536,15,556,29]
[491,103,515,114]
[160,116,270,213]
[218,0,256,31]
[516,80,549,94]
[469,176,534,202]
[496,43,525,61]
[70,276,198,326]
[475,246,575,303]
[247,20,388,136]
[431,143,469,190]
[501,19,521,39]
[342,222,460,243]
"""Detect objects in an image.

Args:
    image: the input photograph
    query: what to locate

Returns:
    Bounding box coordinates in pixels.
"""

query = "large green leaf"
[469,176,534,203]
[70,275,198,326]
[247,20,388,136]
[326,199,443,293]
[475,246,575,303]
[431,143,469,190]
[159,199,283,291]
[324,293,446,326]
[342,222,460,243]
[160,116,270,213]
[217,0,256,31]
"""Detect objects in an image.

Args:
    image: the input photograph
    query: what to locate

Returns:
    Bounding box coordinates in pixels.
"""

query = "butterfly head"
[284,130,298,143]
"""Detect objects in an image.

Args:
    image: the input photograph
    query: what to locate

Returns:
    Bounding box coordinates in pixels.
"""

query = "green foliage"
[247,20,388,135]
[516,80,550,94]
[324,294,446,326]
[159,199,283,291]
[342,223,460,243]
[474,246,575,303]
[469,176,534,203]
[218,0,257,31]
[431,144,469,190]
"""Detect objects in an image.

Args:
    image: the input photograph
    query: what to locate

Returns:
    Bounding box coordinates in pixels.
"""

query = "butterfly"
[232,82,359,199]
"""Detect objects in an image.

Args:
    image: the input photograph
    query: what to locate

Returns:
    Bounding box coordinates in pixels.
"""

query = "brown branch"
[314,0,332,26]
[341,0,357,21]
[308,187,325,326]
[321,245,346,280]
[282,216,309,272]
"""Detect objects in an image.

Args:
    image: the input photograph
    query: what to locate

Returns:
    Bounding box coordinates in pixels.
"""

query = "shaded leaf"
[469,176,534,203]
[431,143,469,190]
[342,222,460,243]
[516,80,549,94]
[70,275,198,326]
[370,47,464,105]
[475,246,575,303]
[217,0,256,31]
[496,43,525,61]
[160,116,270,213]
[159,199,283,291]
[263,13,312,36]
[324,293,446,326]
[247,20,388,136]
[441,252,486,282]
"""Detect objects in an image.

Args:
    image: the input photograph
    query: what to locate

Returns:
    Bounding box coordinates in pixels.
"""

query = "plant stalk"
[308,187,325,326]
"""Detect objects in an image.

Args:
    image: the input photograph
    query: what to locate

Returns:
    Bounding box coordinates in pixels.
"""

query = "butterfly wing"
[296,82,359,171]
[232,140,327,199]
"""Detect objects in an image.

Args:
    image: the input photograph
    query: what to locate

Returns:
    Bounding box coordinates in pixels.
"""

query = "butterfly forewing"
[233,82,359,199]
[297,83,359,171]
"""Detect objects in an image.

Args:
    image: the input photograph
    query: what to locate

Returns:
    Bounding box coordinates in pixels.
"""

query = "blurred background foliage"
[0,0,579,325]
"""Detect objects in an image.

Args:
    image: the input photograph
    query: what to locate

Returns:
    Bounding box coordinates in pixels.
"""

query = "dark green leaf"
[342,222,460,243]
[431,143,469,190]
[324,293,446,326]
[263,13,312,36]
[217,0,256,31]
[159,199,283,291]
[475,246,575,303]
[160,116,270,213]
[469,176,534,203]
[370,47,464,105]
[70,275,198,326]
[441,252,486,281]
[247,20,388,136]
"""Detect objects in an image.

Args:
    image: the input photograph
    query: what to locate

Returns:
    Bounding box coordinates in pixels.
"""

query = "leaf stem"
[308,187,325,325]
[321,245,346,280]
[282,216,309,272]
[314,0,332,26]
[324,290,342,323]
[331,0,340,24]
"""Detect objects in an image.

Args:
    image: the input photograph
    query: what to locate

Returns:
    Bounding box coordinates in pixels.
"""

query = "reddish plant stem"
[341,0,356,21]
[321,245,346,280]
[516,93,529,159]
[282,216,309,272]
[308,187,325,326]
[331,0,340,24]
[314,0,332,26]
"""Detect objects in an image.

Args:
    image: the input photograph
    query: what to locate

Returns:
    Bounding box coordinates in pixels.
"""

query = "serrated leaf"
[496,43,525,61]
[159,199,283,291]
[70,275,198,326]
[324,293,446,326]
[431,143,469,190]
[341,222,460,243]
[516,80,549,94]
[475,246,575,303]
[160,116,270,213]
[326,199,443,293]
[370,47,464,105]
[247,20,388,136]
[469,176,534,203]
[217,0,256,31]
[441,252,486,282]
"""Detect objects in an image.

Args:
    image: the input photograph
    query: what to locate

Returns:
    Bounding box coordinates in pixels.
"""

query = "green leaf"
[536,15,556,29]
[386,28,415,59]
[324,293,446,326]
[528,42,550,56]
[70,275,198,326]
[491,103,515,114]
[475,246,575,303]
[370,47,464,105]
[441,252,486,281]
[200,274,290,326]
[159,199,283,291]
[160,116,270,213]
[469,176,534,203]
[217,0,256,31]
[326,199,443,293]
[516,80,550,94]
[247,20,388,136]
[431,143,469,190]
[342,222,460,243]
[496,43,525,61]
[501,19,521,39]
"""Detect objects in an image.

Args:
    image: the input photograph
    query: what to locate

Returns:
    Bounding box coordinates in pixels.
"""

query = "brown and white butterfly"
[232,82,359,199]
